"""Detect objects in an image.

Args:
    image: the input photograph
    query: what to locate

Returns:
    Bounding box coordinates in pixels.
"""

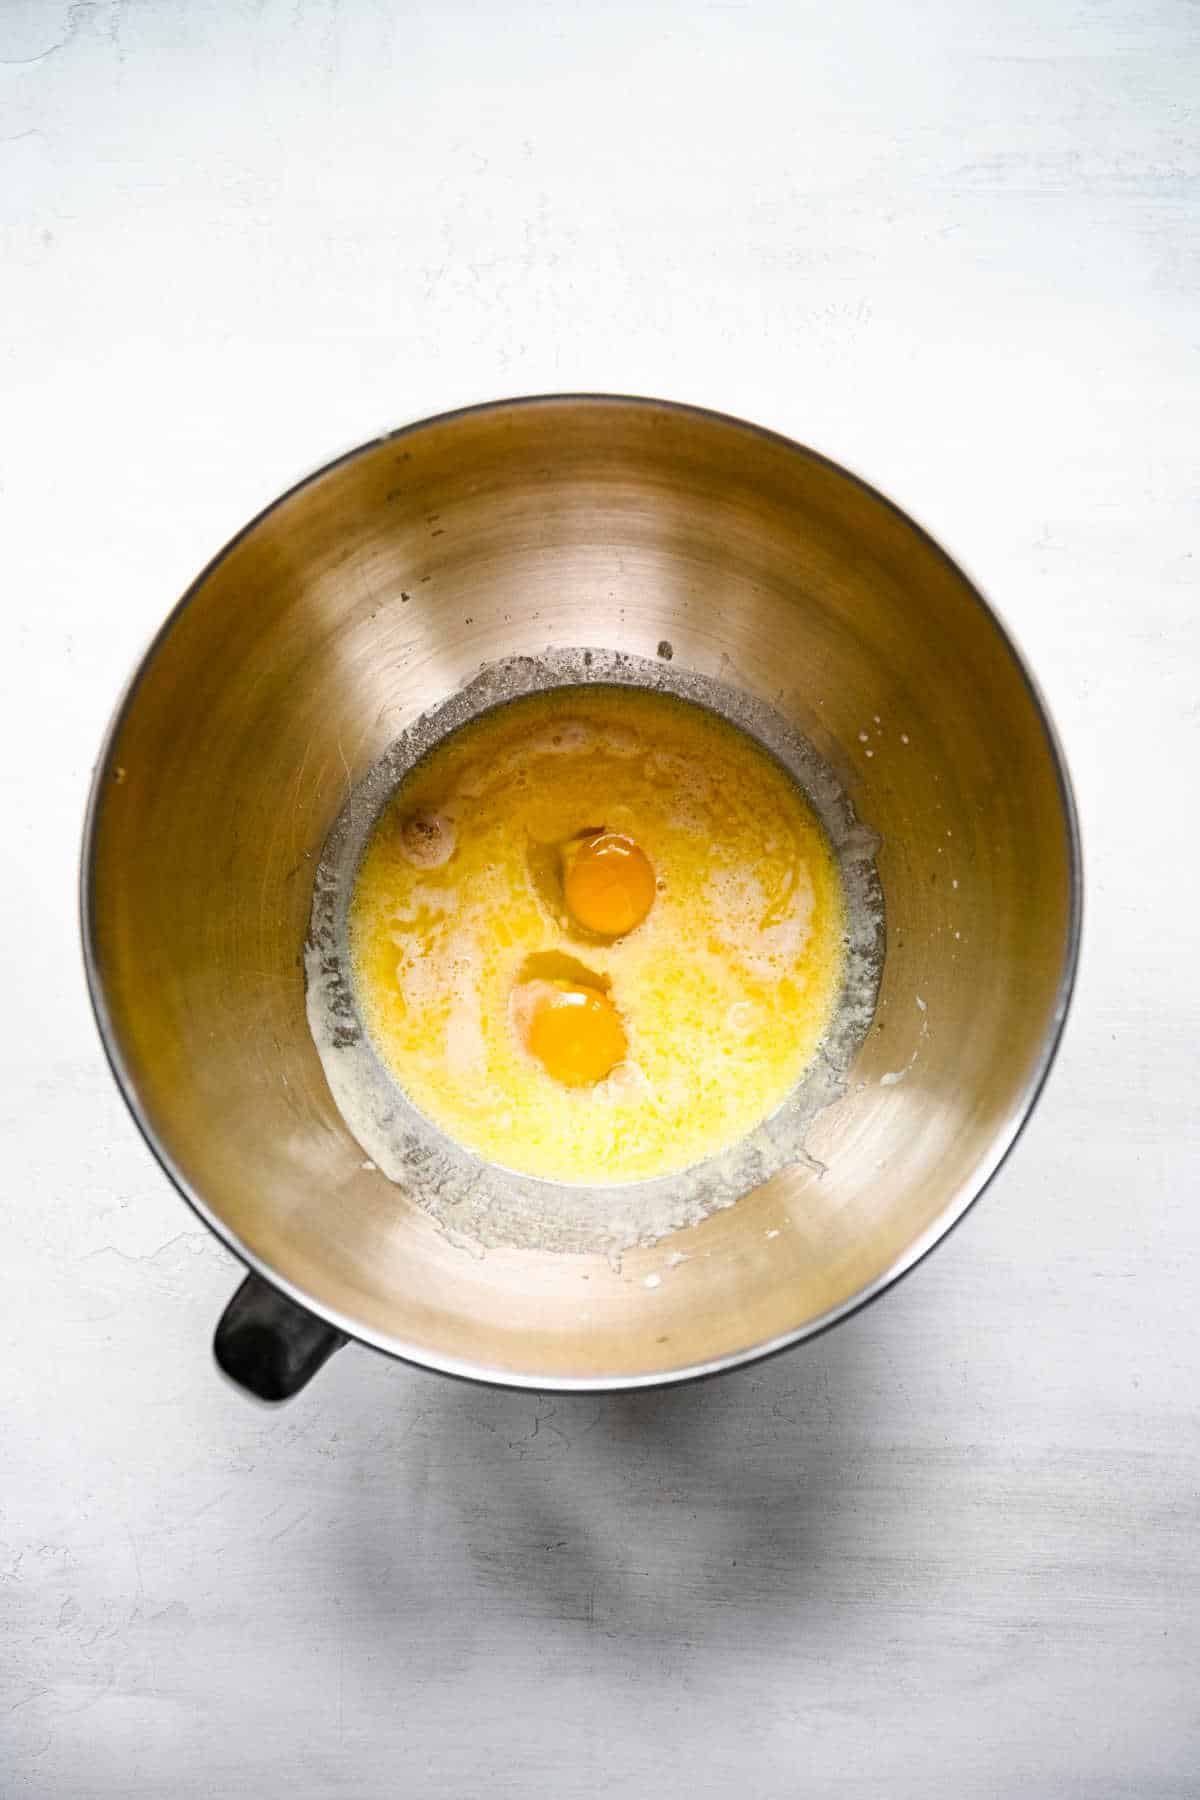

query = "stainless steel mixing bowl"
[82,396,1081,1397]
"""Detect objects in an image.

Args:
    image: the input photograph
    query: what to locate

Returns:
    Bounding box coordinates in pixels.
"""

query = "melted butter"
[350,685,846,1183]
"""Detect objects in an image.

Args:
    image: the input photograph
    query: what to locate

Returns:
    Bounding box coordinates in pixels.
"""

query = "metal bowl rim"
[79,392,1084,1392]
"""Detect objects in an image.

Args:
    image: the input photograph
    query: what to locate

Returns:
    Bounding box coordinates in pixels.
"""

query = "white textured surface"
[3,2,1197,1793]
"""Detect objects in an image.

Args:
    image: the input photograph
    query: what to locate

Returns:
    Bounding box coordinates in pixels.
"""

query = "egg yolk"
[562,832,656,937]
[524,980,627,1087]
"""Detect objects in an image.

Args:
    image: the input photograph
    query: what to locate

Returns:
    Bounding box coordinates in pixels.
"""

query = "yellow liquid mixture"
[350,686,846,1183]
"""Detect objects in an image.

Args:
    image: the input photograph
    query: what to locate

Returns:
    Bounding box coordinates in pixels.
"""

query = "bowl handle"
[214,1272,348,1401]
